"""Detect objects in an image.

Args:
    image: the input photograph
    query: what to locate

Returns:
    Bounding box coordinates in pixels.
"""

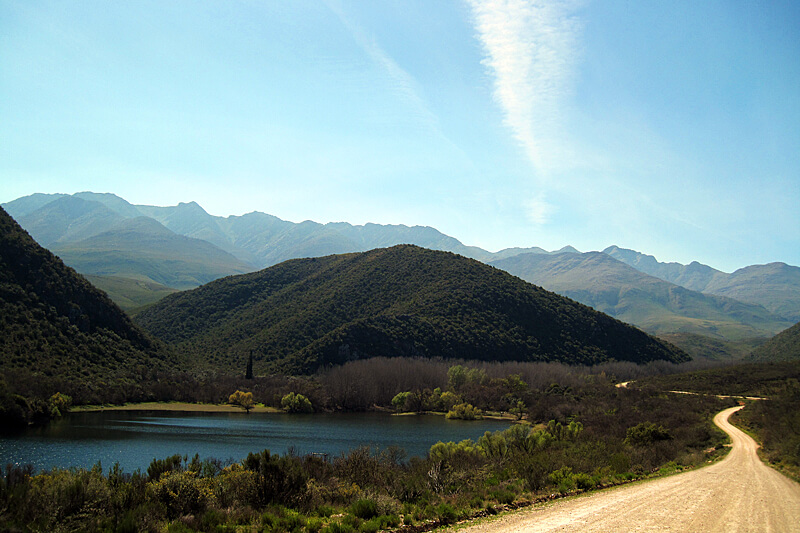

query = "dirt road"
[453,406,800,532]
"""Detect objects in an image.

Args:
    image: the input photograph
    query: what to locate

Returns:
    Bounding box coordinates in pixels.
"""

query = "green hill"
[750,322,800,362]
[50,216,256,289]
[0,206,174,404]
[603,245,800,322]
[492,252,792,342]
[84,275,179,313]
[135,245,689,374]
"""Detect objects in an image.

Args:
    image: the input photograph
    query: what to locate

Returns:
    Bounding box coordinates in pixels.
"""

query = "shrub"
[436,502,458,524]
[446,403,482,420]
[147,470,213,519]
[281,392,314,413]
[242,449,309,507]
[321,521,356,533]
[624,422,672,447]
[548,466,575,494]
[490,488,515,505]
[350,498,379,519]
[147,454,183,482]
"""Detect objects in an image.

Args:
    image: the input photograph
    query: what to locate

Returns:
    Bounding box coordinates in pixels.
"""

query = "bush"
[281,392,314,413]
[548,466,575,494]
[242,449,309,507]
[147,470,212,518]
[445,403,482,420]
[147,455,183,482]
[624,422,672,447]
[436,502,458,524]
[350,498,379,519]
[321,521,356,533]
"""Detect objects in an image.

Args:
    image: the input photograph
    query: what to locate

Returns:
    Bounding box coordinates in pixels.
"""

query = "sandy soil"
[451,406,800,532]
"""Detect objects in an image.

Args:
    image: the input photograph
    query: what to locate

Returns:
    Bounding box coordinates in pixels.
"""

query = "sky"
[1,0,798,273]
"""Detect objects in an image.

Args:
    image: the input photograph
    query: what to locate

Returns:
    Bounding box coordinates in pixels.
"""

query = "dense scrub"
[135,245,689,374]
[733,379,800,481]
[637,360,800,397]
[0,362,732,532]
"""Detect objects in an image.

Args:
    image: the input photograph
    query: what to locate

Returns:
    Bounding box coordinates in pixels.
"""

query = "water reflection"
[0,410,510,473]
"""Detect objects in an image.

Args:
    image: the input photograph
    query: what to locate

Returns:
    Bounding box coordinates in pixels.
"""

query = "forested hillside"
[0,207,176,413]
[136,245,689,374]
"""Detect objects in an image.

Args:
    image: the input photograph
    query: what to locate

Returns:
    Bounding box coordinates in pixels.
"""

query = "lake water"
[0,410,511,473]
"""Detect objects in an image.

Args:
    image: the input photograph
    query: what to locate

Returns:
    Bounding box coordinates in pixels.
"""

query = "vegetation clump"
[228,390,255,413]
[446,402,483,420]
[282,392,314,413]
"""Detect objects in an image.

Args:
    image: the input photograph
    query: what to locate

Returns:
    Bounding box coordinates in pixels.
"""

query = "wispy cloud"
[524,192,555,225]
[325,0,442,133]
[468,0,583,176]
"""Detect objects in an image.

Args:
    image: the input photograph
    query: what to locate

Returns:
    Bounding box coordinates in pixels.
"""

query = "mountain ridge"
[603,245,800,322]
[491,251,792,342]
[5,192,798,348]
[135,245,690,374]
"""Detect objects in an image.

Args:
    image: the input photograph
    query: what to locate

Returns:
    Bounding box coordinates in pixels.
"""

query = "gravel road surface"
[453,406,800,532]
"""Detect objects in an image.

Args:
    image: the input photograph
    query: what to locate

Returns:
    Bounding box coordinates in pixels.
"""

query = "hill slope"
[492,252,792,341]
[604,245,800,322]
[50,216,256,289]
[135,245,689,374]
[84,275,179,313]
[750,322,800,362]
[0,206,173,402]
[704,263,800,323]
[17,196,126,247]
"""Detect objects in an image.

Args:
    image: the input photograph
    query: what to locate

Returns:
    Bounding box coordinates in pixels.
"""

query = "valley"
[1,196,799,532]
[4,192,799,363]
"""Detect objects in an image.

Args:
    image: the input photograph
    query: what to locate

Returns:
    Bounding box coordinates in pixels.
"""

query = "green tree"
[446,402,483,420]
[48,392,72,417]
[281,392,313,413]
[228,390,255,413]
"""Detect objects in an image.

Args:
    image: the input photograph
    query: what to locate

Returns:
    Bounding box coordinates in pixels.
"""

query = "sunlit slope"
[84,275,179,313]
[136,245,689,374]
[493,251,791,341]
[604,245,800,322]
[50,217,256,289]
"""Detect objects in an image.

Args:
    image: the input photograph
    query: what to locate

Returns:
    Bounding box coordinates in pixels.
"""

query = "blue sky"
[1,0,798,272]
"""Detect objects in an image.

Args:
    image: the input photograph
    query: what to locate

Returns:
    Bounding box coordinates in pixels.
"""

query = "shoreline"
[71,401,281,414]
[71,403,522,420]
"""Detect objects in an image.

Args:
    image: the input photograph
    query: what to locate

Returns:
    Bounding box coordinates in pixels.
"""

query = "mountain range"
[4,192,798,357]
[135,245,689,374]
[491,252,792,342]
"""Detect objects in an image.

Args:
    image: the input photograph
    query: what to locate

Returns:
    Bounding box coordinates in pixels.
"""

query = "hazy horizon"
[2,1,798,272]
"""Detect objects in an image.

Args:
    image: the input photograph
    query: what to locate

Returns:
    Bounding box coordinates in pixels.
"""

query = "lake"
[0,410,511,473]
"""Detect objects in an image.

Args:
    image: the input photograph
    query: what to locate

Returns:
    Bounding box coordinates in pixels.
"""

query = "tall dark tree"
[246,352,254,380]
